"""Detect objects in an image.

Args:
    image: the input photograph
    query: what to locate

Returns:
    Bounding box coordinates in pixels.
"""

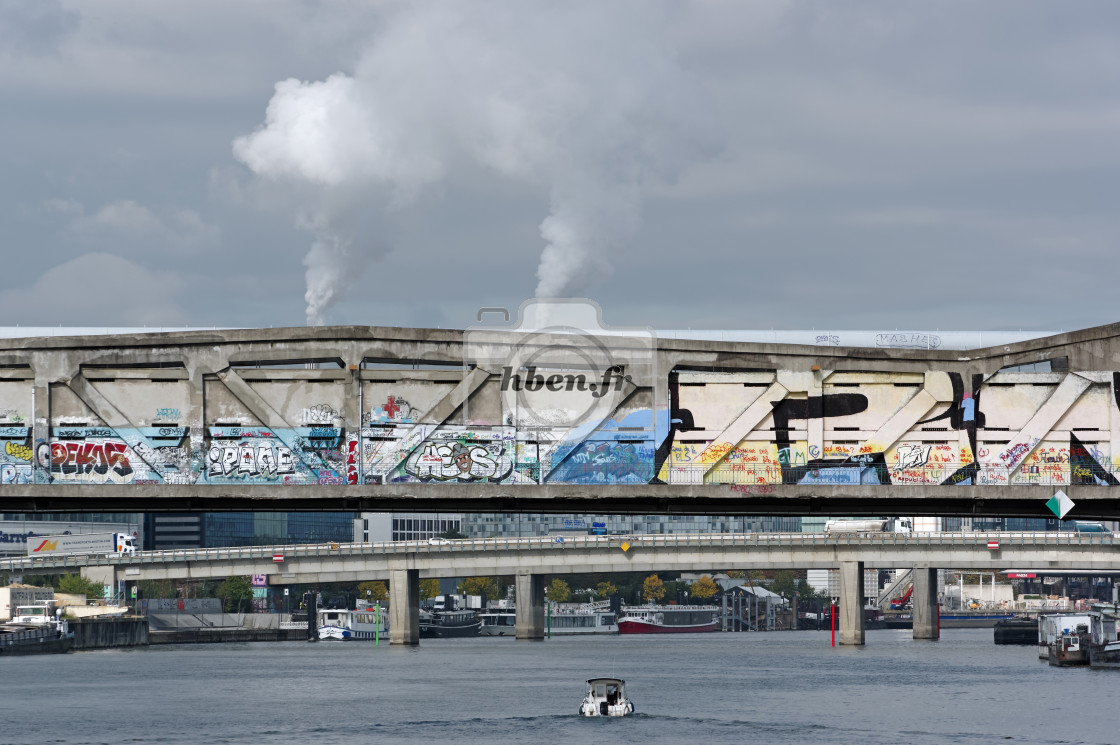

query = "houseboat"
[551,601,619,635]
[420,608,482,638]
[317,605,388,641]
[618,605,719,634]
[479,609,517,636]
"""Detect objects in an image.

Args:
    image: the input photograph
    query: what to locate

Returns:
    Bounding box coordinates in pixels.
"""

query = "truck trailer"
[824,518,913,534]
[26,532,137,558]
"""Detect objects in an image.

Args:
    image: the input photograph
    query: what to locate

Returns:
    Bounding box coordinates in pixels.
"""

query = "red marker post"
[831,603,836,647]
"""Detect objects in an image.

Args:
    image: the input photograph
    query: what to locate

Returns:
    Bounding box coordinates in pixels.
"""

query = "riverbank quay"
[70,616,148,650]
[150,627,305,644]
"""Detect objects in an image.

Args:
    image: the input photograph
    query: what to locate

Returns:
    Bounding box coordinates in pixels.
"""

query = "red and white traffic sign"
[987,541,999,550]
[273,553,285,562]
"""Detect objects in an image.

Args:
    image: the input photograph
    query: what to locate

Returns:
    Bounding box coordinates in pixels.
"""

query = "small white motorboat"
[579,677,634,717]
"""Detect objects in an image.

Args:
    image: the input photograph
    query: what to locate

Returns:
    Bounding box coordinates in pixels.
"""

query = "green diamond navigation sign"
[1046,489,1075,519]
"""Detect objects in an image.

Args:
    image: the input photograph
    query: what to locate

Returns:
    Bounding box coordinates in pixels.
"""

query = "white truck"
[26,532,137,558]
[824,518,913,534]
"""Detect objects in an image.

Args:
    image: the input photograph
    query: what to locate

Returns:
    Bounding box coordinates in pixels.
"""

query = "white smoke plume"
[233,1,719,324]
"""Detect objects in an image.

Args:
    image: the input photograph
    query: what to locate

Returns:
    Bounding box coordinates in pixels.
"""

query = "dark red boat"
[617,606,720,634]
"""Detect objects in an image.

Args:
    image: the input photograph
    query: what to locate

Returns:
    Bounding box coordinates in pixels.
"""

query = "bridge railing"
[2,530,1116,572]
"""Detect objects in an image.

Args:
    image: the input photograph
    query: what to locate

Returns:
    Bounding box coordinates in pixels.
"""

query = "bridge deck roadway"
[2,483,1119,519]
[7,532,1119,583]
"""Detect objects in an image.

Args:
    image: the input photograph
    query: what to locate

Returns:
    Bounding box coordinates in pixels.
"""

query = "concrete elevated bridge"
[6,530,1117,645]
[1,312,1120,518]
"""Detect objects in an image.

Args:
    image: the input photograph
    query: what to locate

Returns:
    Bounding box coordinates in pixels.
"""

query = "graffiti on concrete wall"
[3,368,1118,488]
[405,440,513,482]
[660,369,1120,487]
[0,425,32,484]
[202,426,345,485]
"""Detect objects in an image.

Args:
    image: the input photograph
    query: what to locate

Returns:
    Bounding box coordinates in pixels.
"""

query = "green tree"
[595,581,617,599]
[458,577,499,604]
[57,574,105,599]
[642,574,665,603]
[769,570,800,600]
[437,527,467,539]
[216,576,254,613]
[570,589,597,604]
[137,579,175,599]
[419,578,440,602]
[358,581,389,604]
[691,575,718,601]
[547,578,571,603]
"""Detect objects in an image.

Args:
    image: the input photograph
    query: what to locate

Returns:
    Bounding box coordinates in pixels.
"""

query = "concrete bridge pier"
[389,566,419,645]
[838,561,865,645]
[515,572,545,640]
[82,565,119,593]
[912,566,940,640]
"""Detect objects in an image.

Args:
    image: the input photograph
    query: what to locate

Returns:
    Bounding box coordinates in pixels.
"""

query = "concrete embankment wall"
[149,628,306,644]
[70,617,149,650]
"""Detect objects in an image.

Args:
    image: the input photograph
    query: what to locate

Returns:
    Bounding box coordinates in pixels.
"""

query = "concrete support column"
[515,572,545,640]
[838,561,865,646]
[389,566,419,646]
[31,376,49,484]
[912,566,940,640]
[82,565,119,595]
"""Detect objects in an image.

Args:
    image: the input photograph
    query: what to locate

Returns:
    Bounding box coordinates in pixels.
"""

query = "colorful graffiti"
[405,441,513,482]
[659,369,1120,487]
[1,366,1117,488]
[42,438,134,482]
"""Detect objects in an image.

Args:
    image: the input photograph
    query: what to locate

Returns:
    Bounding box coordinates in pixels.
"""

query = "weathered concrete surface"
[70,616,148,649]
[515,572,545,640]
[838,561,865,645]
[3,321,1120,517]
[81,564,118,590]
[5,482,1120,518]
[389,565,419,645]
[148,628,303,644]
[912,567,940,640]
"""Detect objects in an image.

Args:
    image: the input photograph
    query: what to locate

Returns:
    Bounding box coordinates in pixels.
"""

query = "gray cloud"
[0,252,187,326]
[0,0,79,57]
[0,1,1118,333]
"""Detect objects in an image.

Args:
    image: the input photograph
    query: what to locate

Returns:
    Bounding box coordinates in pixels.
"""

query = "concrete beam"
[389,565,419,645]
[838,560,865,646]
[912,566,939,640]
[6,482,1120,519]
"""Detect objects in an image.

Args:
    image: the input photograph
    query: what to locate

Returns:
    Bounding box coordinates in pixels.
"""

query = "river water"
[6,629,1117,744]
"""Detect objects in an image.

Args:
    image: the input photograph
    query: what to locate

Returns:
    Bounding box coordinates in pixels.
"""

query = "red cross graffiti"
[382,396,400,419]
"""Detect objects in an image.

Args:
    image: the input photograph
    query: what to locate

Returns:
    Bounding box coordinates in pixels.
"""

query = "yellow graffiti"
[5,441,31,461]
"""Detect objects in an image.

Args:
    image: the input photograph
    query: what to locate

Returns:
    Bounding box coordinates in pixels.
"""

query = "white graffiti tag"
[207,445,295,477]
[405,442,513,482]
[896,444,931,470]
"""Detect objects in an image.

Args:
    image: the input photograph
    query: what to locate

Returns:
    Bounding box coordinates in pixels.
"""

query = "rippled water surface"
[6,629,1118,744]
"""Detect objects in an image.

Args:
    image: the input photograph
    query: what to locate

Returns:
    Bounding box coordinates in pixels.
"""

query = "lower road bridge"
[6,531,1117,646]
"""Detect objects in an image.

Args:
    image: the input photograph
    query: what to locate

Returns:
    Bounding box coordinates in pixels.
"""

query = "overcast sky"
[2,1,1118,334]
